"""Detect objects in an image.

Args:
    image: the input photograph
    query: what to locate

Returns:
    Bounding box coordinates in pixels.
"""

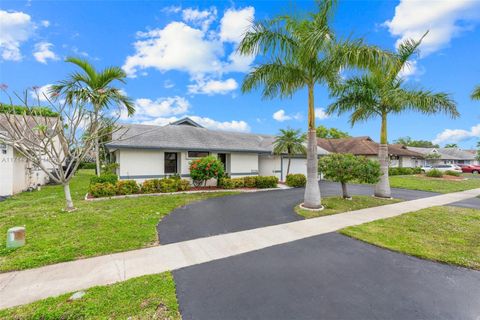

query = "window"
[164,152,177,174]
[188,151,209,158]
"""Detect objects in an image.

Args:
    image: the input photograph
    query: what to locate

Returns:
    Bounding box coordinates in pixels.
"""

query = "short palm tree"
[472,85,480,100]
[238,0,390,208]
[273,128,306,176]
[50,57,134,176]
[328,34,458,198]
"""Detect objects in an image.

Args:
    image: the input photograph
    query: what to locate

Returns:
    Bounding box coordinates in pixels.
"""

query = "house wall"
[282,157,308,179]
[117,149,164,181]
[229,152,258,177]
[0,144,13,196]
[258,155,281,180]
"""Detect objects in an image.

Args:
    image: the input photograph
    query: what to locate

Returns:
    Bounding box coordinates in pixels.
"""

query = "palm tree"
[328,34,458,198]
[273,128,306,177]
[472,85,480,100]
[238,0,390,208]
[50,57,134,176]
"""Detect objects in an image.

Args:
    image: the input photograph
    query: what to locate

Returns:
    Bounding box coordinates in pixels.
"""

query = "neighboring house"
[407,147,478,166]
[106,117,329,182]
[0,115,56,197]
[317,136,424,167]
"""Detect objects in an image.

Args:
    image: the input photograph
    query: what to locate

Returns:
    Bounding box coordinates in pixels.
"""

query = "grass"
[0,170,235,272]
[0,272,180,319]
[295,195,401,219]
[341,206,480,270]
[389,175,480,193]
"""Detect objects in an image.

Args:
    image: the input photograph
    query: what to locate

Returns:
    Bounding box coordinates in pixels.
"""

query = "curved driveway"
[157,181,480,244]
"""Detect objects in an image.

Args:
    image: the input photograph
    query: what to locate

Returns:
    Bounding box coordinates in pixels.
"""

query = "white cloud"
[122,6,256,89]
[188,78,238,95]
[272,109,302,122]
[40,20,50,27]
[0,10,34,61]
[315,108,329,120]
[140,115,250,132]
[122,21,224,77]
[33,42,59,64]
[220,7,254,43]
[164,79,175,89]
[129,96,190,119]
[30,84,53,102]
[432,124,480,145]
[162,5,181,14]
[182,7,217,31]
[384,0,480,56]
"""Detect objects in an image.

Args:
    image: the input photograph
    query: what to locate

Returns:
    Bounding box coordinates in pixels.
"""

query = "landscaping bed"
[295,195,401,219]
[0,170,236,272]
[0,272,180,319]
[341,206,480,270]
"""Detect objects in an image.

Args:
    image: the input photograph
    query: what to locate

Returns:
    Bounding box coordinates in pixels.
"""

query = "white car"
[422,164,462,173]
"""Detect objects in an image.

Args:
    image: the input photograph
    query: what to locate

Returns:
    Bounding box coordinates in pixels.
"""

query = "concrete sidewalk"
[1,188,479,310]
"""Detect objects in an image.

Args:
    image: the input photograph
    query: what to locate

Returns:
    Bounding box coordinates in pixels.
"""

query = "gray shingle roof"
[107,119,329,155]
[407,147,475,160]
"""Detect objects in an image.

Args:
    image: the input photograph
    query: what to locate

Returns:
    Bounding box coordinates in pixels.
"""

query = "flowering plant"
[189,155,224,186]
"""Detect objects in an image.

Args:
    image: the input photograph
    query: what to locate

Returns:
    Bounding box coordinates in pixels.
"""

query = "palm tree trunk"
[63,183,75,211]
[287,157,291,176]
[95,138,101,176]
[374,112,391,198]
[303,83,322,208]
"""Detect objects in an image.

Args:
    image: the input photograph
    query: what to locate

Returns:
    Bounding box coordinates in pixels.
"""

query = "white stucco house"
[106,118,329,182]
[407,147,479,166]
[0,116,54,197]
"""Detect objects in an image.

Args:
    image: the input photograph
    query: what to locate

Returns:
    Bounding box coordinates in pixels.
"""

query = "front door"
[218,153,227,171]
[164,152,177,174]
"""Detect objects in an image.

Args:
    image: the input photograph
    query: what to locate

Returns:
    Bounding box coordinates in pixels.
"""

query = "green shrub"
[189,156,225,186]
[159,178,178,193]
[219,178,236,189]
[232,178,245,188]
[285,174,306,187]
[90,173,118,186]
[102,163,119,174]
[89,182,116,198]
[389,167,414,175]
[141,179,158,193]
[177,179,191,191]
[244,176,257,188]
[115,180,139,195]
[256,176,278,188]
[79,162,96,169]
[445,170,461,177]
[426,169,443,178]
[412,167,422,174]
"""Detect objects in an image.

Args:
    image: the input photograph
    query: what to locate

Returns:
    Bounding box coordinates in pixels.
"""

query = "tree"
[444,143,458,148]
[238,0,390,208]
[316,125,350,139]
[50,57,134,177]
[273,128,306,176]
[393,136,439,148]
[328,33,458,198]
[189,155,225,187]
[319,153,381,199]
[0,92,112,211]
[472,85,480,100]
[476,141,480,162]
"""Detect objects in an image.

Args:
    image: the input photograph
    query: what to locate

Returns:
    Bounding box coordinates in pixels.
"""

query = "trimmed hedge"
[388,167,422,176]
[219,176,278,189]
[89,183,116,198]
[90,173,118,186]
[285,174,306,187]
[426,169,443,178]
[116,180,139,195]
[445,170,461,177]
[79,162,96,169]
[141,178,191,194]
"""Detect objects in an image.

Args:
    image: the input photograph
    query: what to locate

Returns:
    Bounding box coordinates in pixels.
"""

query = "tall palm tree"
[50,57,134,176]
[273,128,306,177]
[238,0,390,208]
[472,85,480,100]
[328,34,458,198]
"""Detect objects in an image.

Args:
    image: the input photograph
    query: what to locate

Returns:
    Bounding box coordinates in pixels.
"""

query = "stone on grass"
[68,291,85,301]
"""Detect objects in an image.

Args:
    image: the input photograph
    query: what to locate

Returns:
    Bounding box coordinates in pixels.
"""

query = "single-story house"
[106,117,329,183]
[317,136,424,167]
[0,115,55,197]
[407,147,478,166]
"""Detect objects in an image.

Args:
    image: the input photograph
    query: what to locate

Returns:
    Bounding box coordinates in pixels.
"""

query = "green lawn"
[341,206,480,270]
[389,175,480,193]
[0,272,180,319]
[295,195,401,219]
[0,170,235,272]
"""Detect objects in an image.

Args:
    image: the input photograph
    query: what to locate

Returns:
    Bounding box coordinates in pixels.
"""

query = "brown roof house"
[317,136,424,168]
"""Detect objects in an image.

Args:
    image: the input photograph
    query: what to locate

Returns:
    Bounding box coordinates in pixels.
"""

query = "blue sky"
[1,0,479,148]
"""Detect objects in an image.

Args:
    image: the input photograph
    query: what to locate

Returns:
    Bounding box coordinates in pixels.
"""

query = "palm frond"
[96,67,127,88]
[391,31,427,79]
[391,88,459,118]
[65,57,98,82]
[471,85,480,100]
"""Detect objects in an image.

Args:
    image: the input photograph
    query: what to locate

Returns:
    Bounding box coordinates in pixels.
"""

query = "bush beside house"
[219,176,278,189]
[426,169,443,178]
[389,167,422,176]
[286,174,307,187]
[189,156,225,187]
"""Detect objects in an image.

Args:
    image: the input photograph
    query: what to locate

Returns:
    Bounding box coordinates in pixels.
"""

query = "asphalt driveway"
[174,232,480,320]
[157,181,480,244]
